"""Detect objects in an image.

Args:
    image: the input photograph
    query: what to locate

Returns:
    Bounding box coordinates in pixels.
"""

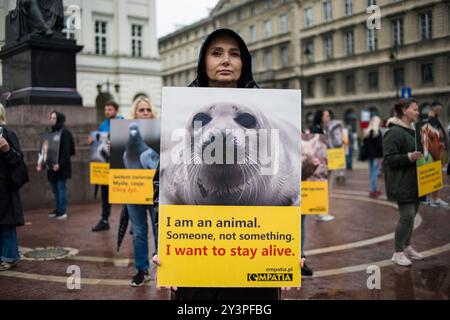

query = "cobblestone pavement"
[1,166,449,300]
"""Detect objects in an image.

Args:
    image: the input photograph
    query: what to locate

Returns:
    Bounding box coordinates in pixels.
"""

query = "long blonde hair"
[366,115,381,137]
[130,96,157,119]
[0,103,6,125]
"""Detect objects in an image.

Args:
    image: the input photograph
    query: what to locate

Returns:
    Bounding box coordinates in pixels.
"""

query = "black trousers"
[101,185,111,221]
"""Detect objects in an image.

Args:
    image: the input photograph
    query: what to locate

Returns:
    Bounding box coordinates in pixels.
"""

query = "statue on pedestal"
[11,0,64,39]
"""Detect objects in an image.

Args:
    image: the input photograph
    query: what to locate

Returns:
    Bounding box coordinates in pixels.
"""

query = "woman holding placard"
[127,96,160,287]
[383,99,424,266]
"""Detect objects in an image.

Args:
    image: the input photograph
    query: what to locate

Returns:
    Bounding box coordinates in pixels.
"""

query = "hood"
[189,28,257,88]
[386,117,415,130]
[51,111,66,132]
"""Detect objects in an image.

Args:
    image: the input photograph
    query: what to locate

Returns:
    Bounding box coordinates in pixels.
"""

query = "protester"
[155,28,281,300]
[424,102,448,207]
[0,104,26,271]
[89,101,124,231]
[310,110,335,222]
[37,111,75,220]
[126,96,160,286]
[364,116,383,198]
[383,99,424,266]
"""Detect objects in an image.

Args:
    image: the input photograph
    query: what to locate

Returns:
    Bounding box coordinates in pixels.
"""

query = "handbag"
[358,138,369,161]
[8,158,29,190]
[2,127,29,190]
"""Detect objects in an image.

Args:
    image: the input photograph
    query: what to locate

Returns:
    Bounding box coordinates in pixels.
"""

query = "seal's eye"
[235,113,257,129]
[192,113,212,127]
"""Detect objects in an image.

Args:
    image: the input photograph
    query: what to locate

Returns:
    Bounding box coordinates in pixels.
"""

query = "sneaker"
[92,220,110,232]
[55,212,67,220]
[435,198,449,207]
[0,261,18,271]
[48,210,58,218]
[131,270,150,287]
[391,252,412,266]
[404,246,424,261]
[429,199,439,208]
[301,263,314,276]
[316,214,335,222]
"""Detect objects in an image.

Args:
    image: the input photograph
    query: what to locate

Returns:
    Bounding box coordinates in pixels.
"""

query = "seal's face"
[181,102,272,200]
[188,102,264,166]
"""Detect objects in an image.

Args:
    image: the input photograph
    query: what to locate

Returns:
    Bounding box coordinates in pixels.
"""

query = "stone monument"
[0,0,83,107]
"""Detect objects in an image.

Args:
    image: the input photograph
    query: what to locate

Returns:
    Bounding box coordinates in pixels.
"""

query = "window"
[250,25,256,42]
[279,14,288,33]
[324,35,333,60]
[391,18,404,47]
[346,74,355,93]
[344,0,353,16]
[367,29,377,52]
[323,0,332,22]
[264,49,273,70]
[367,0,376,6]
[264,19,272,38]
[251,6,256,16]
[95,21,107,55]
[325,77,335,95]
[305,7,313,27]
[265,0,272,9]
[344,30,354,56]
[368,71,379,89]
[280,46,289,68]
[393,67,405,87]
[419,11,432,40]
[306,80,315,97]
[131,24,143,57]
[305,40,314,63]
[251,52,257,72]
[421,63,434,83]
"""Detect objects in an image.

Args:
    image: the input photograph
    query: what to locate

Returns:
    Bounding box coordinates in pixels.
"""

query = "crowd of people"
[0,28,448,299]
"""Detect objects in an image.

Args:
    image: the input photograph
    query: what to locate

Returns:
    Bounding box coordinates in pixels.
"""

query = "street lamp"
[390,44,399,99]
[96,79,120,95]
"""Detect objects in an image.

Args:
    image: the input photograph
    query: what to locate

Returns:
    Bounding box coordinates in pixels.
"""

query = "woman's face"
[135,101,154,119]
[322,111,330,125]
[205,35,242,88]
[403,102,419,123]
[50,113,57,127]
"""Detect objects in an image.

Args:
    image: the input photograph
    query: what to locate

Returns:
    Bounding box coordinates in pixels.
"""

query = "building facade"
[0,0,162,119]
[159,0,450,131]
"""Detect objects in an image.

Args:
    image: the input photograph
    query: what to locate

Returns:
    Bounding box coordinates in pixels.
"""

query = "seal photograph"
[160,87,301,207]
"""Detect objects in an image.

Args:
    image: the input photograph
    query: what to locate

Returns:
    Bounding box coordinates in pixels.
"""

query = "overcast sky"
[156,0,219,38]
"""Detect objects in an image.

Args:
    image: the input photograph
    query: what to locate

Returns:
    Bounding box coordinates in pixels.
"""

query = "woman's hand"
[152,255,178,292]
[0,137,10,153]
[53,164,60,172]
[410,151,423,161]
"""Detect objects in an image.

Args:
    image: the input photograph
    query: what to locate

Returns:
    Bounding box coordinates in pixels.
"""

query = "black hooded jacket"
[47,111,75,182]
[172,28,279,301]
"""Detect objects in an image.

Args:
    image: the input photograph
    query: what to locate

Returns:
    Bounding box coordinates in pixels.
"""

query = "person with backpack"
[0,103,28,271]
[37,111,75,220]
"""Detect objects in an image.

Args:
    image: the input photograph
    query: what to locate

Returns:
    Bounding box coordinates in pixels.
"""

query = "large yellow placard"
[301,181,329,214]
[157,205,301,288]
[327,147,346,170]
[417,160,443,197]
[90,162,110,185]
[109,169,155,204]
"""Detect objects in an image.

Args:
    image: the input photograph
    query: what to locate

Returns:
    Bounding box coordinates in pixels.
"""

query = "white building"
[0,0,162,118]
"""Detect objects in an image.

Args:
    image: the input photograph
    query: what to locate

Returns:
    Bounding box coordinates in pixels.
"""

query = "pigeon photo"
[89,131,110,163]
[110,119,161,170]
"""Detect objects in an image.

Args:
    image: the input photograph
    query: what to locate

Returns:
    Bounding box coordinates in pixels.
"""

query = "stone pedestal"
[0,33,83,107]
